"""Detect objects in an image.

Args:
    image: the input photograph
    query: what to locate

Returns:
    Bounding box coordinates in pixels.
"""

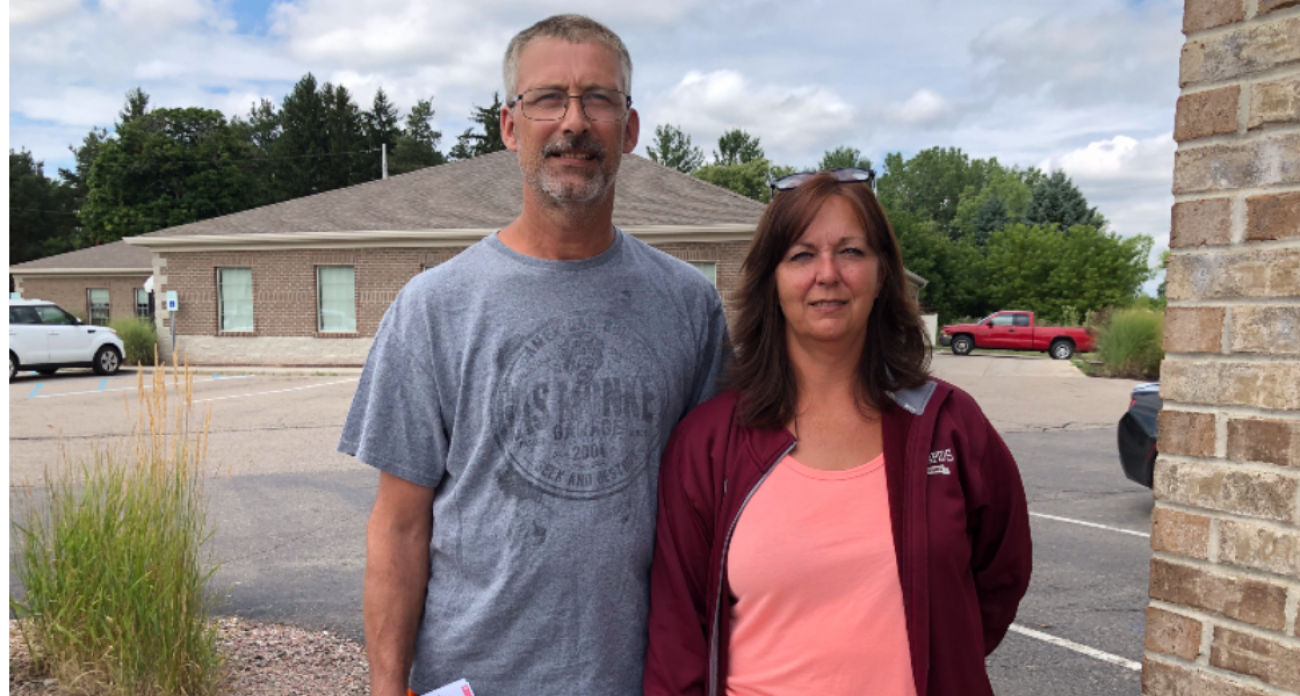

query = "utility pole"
[382,143,388,180]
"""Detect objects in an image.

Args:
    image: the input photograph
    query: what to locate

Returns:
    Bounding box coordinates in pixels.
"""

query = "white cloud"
[266,0,704,78]
[99,0,212,29]
[969,5,1182,108]
[1038,133,1174,284]
[650,70,855,164]
[9,0,82,25]
[16,87,127,127]
[1040,133,1175,185]
[887,89,956,127]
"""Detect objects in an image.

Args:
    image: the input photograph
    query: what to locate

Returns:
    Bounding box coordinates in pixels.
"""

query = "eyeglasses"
[510,87,632,122]
[768,167,877,198]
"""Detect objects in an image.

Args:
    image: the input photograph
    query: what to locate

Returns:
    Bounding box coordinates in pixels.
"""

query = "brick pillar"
[1144,1,1300,694]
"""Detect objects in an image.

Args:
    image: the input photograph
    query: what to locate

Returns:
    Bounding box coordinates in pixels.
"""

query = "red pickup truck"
[939,311,1096,360]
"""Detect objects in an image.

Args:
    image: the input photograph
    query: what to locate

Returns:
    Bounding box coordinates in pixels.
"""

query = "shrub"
[1096,307,1164,379]
[11,359,222,696]
[1059,305,1082,327]
[109,317,158,366]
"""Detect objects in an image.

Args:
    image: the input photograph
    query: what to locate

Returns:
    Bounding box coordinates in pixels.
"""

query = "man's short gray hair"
[503,14,633,100]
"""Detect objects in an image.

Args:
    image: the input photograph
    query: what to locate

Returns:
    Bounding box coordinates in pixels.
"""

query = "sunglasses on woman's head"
[767,167,876,198]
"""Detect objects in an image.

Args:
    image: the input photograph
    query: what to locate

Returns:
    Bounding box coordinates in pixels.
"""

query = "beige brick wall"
[1147,1,1300,693]
[155,239,752,365]
[13,274,151,323]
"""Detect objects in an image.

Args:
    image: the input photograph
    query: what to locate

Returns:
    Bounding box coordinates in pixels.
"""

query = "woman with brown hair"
[643,170,1032,696]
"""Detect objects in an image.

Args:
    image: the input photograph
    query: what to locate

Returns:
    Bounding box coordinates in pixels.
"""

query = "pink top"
[726,453,917,696]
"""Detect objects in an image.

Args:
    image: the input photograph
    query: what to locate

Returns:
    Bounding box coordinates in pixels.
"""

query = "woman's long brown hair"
[726,173,931,430]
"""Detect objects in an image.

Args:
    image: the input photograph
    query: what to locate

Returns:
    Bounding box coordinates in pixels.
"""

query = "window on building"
[87,288,110,325]
[318,266,357,333]
[218,268,254,332]
[135,288,152,318]
[689,262,717,287]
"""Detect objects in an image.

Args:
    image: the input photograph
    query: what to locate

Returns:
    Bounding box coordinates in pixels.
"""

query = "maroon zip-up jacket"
[644,379,1031,696]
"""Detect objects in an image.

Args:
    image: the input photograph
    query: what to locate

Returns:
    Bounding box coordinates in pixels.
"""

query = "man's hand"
[365,472,436,696]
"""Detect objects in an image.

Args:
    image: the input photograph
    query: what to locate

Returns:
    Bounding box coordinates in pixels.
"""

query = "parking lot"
[9,354,1151,694]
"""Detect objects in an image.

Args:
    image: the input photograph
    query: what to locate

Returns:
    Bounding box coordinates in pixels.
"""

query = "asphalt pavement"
[9,354,1154,694]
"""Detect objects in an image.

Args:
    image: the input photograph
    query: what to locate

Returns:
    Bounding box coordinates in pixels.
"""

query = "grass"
[10,352,223,696]
[1095,307,1164,380]
[108,317,159,367]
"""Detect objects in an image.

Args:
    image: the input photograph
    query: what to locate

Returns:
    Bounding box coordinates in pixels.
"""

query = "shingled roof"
[132,151,765,239]
[10,240,152,272]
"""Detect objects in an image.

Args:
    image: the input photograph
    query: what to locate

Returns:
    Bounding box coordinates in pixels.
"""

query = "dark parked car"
[1117,382,1161,488]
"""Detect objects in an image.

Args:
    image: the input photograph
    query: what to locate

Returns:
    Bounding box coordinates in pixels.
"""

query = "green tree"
[1023,170,1106,230]
[950,163,1040,241]
[646,124,704,173]
[877,147,997,234]
[56,125,111,247]
[273,73,331,199]
[390,98,446,175]
[817,146,871,171]
[449,93,505,160]
[983,223,1152,321]
[10,150,77,263]
[321,82,370,189]
[713,129,764,166]
[365,87,402,178]
[229,98,281,208]
[693,158,775,201]
[81,108,259,243]
[968,194,1009,247]
[238,98,281,153]
[891,210,989,323]
[117,87,151,128]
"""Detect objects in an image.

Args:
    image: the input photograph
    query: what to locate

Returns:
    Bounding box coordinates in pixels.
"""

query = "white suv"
[8,299,126,380]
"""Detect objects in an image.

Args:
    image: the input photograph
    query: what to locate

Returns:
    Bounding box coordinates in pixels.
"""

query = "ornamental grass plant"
[108,317,159,367]
[11,353,223,696]
[1096,307,1165,380]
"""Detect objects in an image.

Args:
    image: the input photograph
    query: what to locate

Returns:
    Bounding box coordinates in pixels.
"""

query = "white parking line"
[22,375,253,400]
[1029,511,1150,539]
[192,378,359,403]
[1008,624,1142,671]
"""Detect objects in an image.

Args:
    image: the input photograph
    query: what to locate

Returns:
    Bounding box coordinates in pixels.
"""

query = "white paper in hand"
[419,679,474,696]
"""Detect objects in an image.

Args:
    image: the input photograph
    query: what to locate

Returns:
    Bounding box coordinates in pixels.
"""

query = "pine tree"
[365,88,402,179]
[117,87,150,128]
[449,94,506,160]
[273,74,330,199]
[320,82,369,189]
[970,195,1009,247]
[1023,170,1106,230]
[230,99,281,207]
[390,98,446,175]
[646,124,704,174]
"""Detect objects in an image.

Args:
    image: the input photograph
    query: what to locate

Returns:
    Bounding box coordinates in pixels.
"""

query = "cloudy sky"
[8,0,1182,288]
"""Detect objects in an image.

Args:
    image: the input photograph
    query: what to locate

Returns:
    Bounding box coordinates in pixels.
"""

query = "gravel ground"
[10,618,369,695]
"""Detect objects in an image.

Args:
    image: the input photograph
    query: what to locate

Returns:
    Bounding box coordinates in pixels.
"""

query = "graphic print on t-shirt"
[494,311,668,500]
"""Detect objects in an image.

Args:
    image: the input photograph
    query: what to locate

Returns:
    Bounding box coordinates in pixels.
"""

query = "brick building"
[1144,1,1300,694]
[9,240,154,324]
[110,151,926,366]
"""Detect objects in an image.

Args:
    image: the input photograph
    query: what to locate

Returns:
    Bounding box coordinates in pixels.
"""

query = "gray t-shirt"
[339,228,728,696]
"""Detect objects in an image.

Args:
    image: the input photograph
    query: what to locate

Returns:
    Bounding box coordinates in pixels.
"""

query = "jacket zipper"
[708,441,796,696]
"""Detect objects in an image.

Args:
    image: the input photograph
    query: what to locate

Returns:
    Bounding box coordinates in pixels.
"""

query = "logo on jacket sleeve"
[928,448,954,475]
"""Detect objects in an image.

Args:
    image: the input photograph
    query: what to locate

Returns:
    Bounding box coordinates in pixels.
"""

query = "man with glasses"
[340,14,729,696]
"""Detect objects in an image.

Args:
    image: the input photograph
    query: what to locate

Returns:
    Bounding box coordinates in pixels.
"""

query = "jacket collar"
[886,380,940,416]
